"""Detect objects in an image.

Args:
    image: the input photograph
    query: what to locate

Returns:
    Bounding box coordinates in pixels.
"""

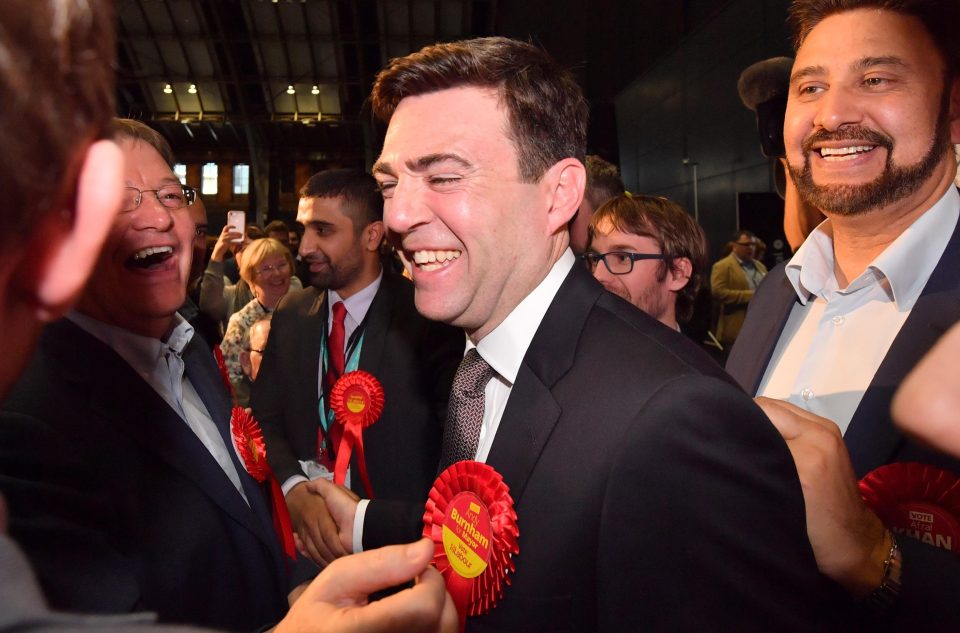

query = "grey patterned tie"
[440,349,496,471]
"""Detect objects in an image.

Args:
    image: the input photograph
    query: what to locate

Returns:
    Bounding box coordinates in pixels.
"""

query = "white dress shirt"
[352,250,576,551]
[280,270,384,495]
[758,187,959,434]
[68,311,249,502]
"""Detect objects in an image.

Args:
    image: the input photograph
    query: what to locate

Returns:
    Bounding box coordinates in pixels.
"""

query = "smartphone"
[226,210,245,243]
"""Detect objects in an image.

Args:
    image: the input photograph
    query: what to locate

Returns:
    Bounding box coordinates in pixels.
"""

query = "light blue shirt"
[758,187,960,433]
[68,311,248,502]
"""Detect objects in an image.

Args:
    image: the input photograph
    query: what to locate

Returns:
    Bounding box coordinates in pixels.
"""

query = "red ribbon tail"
[268,475,296,560]
[448,573,471,633]
[333,430,355,487]
[355,436,374,499]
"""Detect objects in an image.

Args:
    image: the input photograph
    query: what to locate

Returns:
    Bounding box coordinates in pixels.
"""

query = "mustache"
[802,125,893,154]
[302,253,330,264]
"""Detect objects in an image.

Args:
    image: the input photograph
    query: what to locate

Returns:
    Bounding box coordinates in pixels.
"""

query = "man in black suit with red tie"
[303,37,852,631]
[251,169,463,566]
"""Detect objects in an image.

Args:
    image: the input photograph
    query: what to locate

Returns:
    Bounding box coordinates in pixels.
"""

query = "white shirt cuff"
[281,474,309,496]
[352,499,369,553]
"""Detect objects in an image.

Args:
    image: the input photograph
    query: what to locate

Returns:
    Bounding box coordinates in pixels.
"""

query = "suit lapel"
[357,269,393,378]
[181,337,281,557]
[302,288,326,403]
[486,266,592,504]
[726,265,797,394]
[845,217,960,475]
[54,321,279,556]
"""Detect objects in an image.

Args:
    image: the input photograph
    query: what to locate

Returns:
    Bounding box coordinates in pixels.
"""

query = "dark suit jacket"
[0,320,293,632]
[727,211,960,631]
[365,264,848,632]
[251,269,463,502]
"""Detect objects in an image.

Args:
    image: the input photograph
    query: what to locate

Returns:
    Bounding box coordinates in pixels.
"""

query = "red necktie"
[327,301,347,384]
[320,301,348,465]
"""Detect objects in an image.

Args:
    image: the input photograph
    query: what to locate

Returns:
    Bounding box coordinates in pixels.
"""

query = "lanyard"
[317,319,364,447]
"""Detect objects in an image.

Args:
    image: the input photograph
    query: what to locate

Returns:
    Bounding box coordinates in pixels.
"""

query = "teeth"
[133,246,173,260]
[412,250,461,266]
[820,145,875,161]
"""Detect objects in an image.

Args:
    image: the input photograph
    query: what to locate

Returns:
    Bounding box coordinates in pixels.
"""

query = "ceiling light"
[311,85,320,95]
[163,83,173,94]
[187,84,197,94]
[286,85,296,95]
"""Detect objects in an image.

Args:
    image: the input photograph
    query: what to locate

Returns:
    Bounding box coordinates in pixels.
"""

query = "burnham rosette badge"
[423,461,519,631]
[859,461,960,552]
[230,407,296,559]
[329,370,384,498]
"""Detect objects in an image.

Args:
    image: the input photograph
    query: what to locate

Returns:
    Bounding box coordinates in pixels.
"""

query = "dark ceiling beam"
[299,1,322,87]
[241,0,276,115]
[117,74,365,85]
[161,0,206,115]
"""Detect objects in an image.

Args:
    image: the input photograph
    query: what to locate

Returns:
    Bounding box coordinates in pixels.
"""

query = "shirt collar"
[68,311,195,375]
[329,268,383,324]
[473,250,576,385]
[785,187,959,309]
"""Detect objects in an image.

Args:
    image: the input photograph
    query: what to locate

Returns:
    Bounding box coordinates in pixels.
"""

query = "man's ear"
[363,220,385,252]
[25,140,123,322]
[542,158,586,234]
[667,257,694,292]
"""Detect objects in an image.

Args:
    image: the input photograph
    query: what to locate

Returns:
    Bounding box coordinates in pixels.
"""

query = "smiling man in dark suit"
[251,168,463,566]
[726,1,960,628]
[302,36,851,632]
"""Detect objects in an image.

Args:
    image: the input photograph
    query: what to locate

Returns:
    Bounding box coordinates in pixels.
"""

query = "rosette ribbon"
[422,461,519,632]
[213,347,236,405]
[230,407,296,559]
[329,370,384,498]
[859,462,960,552]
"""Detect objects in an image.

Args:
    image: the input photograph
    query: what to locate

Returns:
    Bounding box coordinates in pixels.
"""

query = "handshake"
[280,479,457,633]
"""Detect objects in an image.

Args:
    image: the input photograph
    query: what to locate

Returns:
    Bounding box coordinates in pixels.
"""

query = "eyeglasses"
[122,184,197,212]
[256,261,291,277]
[581,251,669,275]
[246,348,265,355]
[734,241,756,247]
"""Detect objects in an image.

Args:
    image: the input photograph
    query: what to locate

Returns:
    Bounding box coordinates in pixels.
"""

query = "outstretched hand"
[277,538,457,633]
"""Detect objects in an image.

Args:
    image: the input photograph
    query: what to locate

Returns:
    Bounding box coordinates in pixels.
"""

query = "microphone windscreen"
[737,57,794,111]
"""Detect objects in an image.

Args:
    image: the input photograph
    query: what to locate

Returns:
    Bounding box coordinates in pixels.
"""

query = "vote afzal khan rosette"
[422,461,519,632]
[859,461,960,552]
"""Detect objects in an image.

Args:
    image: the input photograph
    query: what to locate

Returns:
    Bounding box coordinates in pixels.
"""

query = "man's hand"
[286,482,351,567]
[275,538,457,633]
[304,478,360,553]
[755,397,890,598]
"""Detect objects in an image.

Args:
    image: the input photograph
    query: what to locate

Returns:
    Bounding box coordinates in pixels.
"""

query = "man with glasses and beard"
[727,0,960,628]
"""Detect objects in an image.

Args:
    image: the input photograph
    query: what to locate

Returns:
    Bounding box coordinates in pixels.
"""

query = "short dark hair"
[588,194,708,323]
[264,220,289,235]
[1,0,114,241]
[789,0,960,78]
[110,118,176,167]
[584,155,626,210]
[299,168,383,231]
[371,36,588,183]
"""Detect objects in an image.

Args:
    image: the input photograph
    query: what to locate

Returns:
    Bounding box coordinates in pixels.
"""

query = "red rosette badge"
[859,462,960,552]
[422,461,519,631]
[329,370,384,498]
[230,407,296,559]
